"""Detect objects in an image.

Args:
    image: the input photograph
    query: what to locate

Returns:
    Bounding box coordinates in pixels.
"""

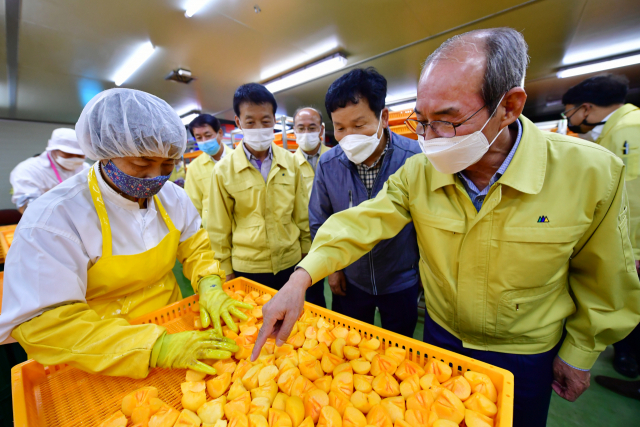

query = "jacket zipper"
[366,144,391,296]
[349,190,353,209]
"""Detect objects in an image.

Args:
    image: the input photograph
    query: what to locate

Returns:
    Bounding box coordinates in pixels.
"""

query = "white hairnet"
[75,88,187,160]
[46,128,85,155]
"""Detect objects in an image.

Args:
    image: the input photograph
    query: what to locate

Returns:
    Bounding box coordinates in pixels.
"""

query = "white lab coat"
[0,162,201,341]
[9,151,90,208]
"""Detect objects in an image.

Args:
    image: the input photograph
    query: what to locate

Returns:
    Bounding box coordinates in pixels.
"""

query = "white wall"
[0,119,74,210]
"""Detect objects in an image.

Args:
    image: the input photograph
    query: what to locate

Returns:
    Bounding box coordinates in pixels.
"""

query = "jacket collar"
[233,142,289,172]
[296,144,330,166]
[430,116,546,195]
[598,104,639,143]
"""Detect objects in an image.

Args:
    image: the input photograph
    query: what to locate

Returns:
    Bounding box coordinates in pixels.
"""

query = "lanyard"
[47,152,63,183]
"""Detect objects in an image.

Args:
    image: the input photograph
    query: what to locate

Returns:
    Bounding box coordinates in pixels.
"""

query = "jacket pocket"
[227,176,263,194]
[270,178,296,221]
[495,279,575,341]
[490,224,590,291]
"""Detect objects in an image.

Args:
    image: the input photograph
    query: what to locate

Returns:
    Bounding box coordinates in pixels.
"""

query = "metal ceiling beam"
[5,0,21,117]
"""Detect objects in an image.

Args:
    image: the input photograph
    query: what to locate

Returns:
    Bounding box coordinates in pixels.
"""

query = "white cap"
[46,128,85,155]
[75,88,187,160]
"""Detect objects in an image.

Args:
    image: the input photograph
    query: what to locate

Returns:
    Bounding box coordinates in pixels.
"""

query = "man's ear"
[381,107,390,128]
[502,87,527,126]
[234,116,241,128]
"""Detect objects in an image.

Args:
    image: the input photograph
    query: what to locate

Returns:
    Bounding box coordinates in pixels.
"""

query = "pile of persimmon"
[99,289,500,427]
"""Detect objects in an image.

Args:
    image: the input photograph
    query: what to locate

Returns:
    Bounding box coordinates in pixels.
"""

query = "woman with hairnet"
[0,89,251,378]
[10,128,89,213]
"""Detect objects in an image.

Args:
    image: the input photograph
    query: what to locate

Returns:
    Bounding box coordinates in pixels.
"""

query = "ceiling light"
[166,68,195,84]
[386,92,417,105]
[557,53,640,78]
[113,42,156,86]
[563,38,640,65]
[389,101,416,112]
[265,53,347,94]
[181,113,199,125]
[185,0,209,18]
[260,36,339,80]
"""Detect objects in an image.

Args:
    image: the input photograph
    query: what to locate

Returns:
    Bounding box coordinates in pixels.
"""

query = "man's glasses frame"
[405,104,487,138]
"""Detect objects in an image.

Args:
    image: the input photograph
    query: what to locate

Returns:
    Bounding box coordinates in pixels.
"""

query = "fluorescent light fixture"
[386,92,416,105]
[260,36,340,80]
[265,53,347,93]
[563,38,640,65]
[113,42,156,86]
[388,101,416,112]
[185,0,209,18]
[557,53,640,78]
[181,113,199,125]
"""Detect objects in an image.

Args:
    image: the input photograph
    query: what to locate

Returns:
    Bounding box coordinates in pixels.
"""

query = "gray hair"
[423,27,529,112]
[293,106,323,126]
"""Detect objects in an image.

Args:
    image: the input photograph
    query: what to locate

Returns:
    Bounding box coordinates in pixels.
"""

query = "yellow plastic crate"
[12,277,514,426]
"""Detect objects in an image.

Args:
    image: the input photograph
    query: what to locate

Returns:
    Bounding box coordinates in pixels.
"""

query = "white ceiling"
[1,0,640,129]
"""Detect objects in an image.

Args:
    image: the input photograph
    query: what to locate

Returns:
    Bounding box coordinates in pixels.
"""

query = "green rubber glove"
[198,275,253,335]
[150,330,239,375]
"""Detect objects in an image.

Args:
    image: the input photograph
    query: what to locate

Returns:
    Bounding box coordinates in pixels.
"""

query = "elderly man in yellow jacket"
[292,107,331,196]
[562,74,640,386]
[205,83,310,291]
[184,114,233,226]
[252,28,640,427]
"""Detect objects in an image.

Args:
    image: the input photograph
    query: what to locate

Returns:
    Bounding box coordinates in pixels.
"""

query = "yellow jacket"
[184,145,233,224]
[294,144,332,196]
[299,116,640,370]
[206,142,311,275]
[595,104,640,259]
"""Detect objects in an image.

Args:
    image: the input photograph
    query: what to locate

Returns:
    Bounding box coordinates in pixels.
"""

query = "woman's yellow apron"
[85,168,182,320]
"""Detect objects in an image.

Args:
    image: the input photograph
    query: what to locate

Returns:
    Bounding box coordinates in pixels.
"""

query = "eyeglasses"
[405,104,487,138]
[560,104,583,120]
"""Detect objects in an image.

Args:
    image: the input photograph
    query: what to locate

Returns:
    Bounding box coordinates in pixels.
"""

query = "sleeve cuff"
[297,255,327,285]
[301,240,311,254]
[557,340,601,370]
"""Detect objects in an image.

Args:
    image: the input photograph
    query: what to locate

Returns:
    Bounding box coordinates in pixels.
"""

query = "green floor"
[175,263,640,425]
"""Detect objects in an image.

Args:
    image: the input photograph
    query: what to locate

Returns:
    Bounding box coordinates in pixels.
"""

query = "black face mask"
[567,118,607,134]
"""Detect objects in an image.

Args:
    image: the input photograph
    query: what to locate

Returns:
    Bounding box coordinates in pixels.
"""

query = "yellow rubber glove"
[150,330,239,375]
[198,275,253,335]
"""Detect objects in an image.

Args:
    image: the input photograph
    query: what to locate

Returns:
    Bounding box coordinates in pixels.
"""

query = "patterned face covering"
[102,160,172,198]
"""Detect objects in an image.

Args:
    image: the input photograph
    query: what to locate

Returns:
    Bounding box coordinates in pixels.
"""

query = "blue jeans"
[423,315,560,427]
[332,281,420,338]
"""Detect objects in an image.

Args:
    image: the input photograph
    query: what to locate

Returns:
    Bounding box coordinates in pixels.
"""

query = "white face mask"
[418,94,506,174]
[242,127,274,151]
[296,131,321,152]
[338,114,383,165]
[55,155,85,171]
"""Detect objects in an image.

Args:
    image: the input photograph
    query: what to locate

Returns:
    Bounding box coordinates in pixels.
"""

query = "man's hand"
[329,271,347,296]
[552,356,591,401]
[226,272,236,281]
[251,269,311,361]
